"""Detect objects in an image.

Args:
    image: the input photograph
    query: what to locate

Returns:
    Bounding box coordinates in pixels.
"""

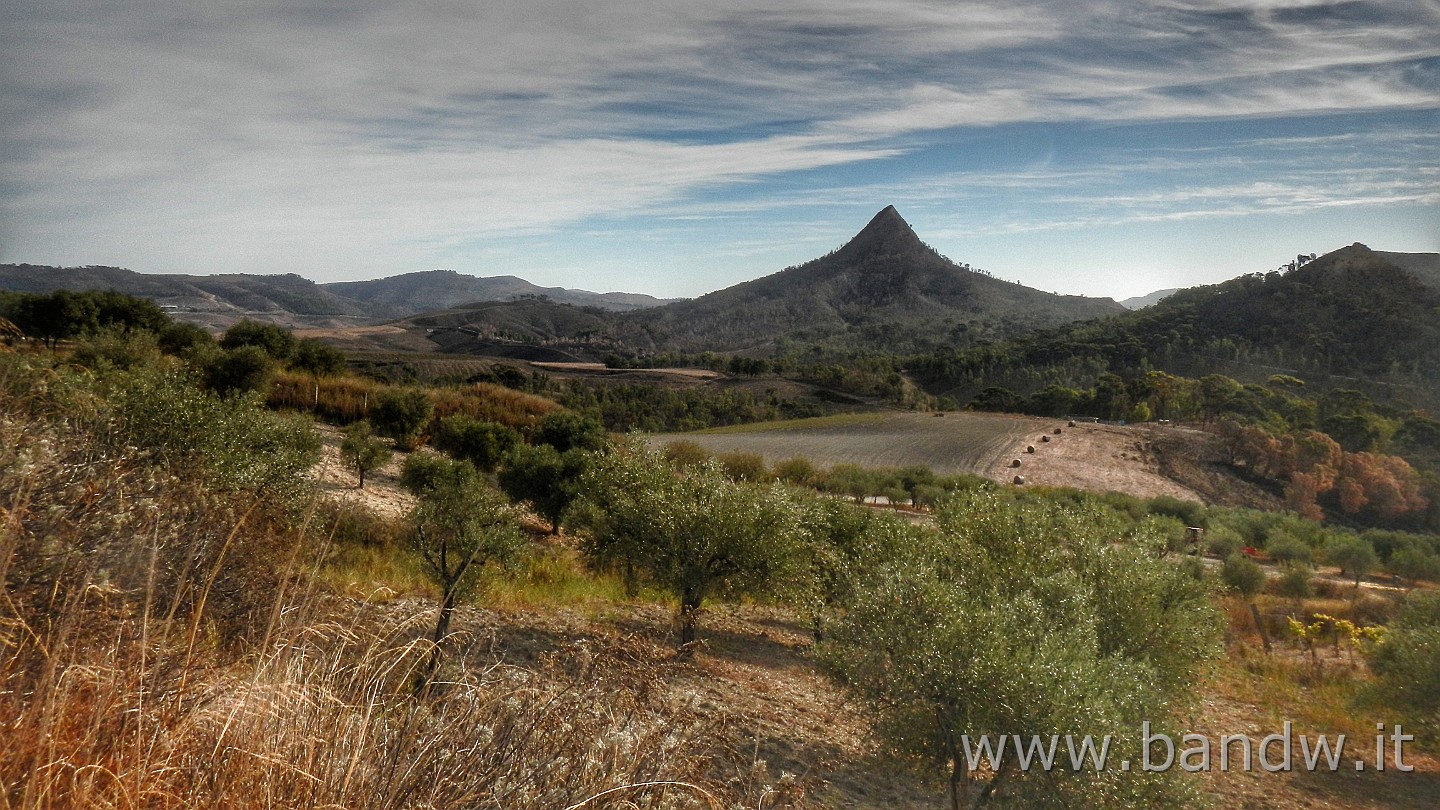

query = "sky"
[2,1,1437,302]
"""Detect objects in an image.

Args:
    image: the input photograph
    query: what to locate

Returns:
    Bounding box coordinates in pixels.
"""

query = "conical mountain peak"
[835,205,928,260]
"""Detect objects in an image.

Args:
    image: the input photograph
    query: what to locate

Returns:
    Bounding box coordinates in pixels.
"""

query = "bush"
[202,345,276,398]
[221,319,296,360]
[1369,592,1440,733]
[371,387,434,449]
[340,420,391,489]
[531,410,607,453]
[663,440,710,470]
[432,414,521,473]
[497,444,589,535]
[717,451,768,483]
[773,456,819,487]
[1325,534,1380,586]
[1267,533,1314,567]
[1272,564,1314,601]
[1221,554,1266,599]
[290,338,346,376]
[108,365,319,503]
[818,491,1218,807]
[71,326,160,371]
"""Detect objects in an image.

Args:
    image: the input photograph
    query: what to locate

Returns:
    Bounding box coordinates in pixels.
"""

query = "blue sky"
[2,1,1436,301]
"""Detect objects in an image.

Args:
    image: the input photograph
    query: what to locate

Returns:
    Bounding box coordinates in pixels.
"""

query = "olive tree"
[403,458,525,687]
[370,387,433,450]
[497,443,588,535]
[1325,534,1379,587]
[1221,553,1271,653]
[819,492,1219,809]
[340,419,390,489]
[577,444,806,646]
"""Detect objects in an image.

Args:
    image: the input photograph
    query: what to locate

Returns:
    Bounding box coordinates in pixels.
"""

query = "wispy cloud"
[1,0,1436,281]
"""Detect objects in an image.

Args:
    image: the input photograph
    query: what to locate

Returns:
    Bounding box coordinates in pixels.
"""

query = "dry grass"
[268,371,562,431]
[0,355,754,810]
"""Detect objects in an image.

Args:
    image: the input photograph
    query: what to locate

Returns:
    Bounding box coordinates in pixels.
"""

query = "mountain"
[395,206,1126,357]
[612,206,1124,353]
[0,264,369,318]
[322,270,676,314]
[1121,288,1181,309]
[0,264,675,327]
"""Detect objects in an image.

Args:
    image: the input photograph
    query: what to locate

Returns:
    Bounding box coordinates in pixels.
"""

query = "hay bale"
[1026,445,1036,453]
[1010,458,1022,468]
[1040,435,1051,443]
[1068,420,1076,427]
[1053,428,1063,435]
[1013,475,1026,485]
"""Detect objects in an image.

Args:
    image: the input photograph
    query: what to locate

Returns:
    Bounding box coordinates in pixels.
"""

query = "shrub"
[1221,554,1266,599]
[202,345,277,398]
[1369,592,1440,734]
[662,440,710,470]
[1272,564,1315,601]
[497,444,589,535]
[432,414,521,473]
[717,451,768,482]
[531,410,607,453]
[1325,534,1380,586]
[773,456,818,487]
[819,491,1218,807]
[1267,534,1314,567]
[221,318,296,360]
[371,387,434,450]
[290,337,346,376]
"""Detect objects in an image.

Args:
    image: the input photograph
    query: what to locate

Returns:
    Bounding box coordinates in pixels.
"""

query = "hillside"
[0,264,673,329]
[921,243,1440,404]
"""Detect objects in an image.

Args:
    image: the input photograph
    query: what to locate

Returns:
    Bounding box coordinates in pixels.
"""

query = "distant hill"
[612,206,1125,353]
[1120,288,1181,309]
[918,243,1440,404]
[0,264,675,328]
[0,264,369,318]
[323,269,676,314]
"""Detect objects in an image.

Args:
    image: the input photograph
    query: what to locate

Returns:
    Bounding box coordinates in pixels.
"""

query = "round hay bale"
[1010,458,1022,468]
[1026,445,1036,453]
[1053,428,1063,435]
[1040,435,1051,443]
[1013,475,1026,485]
[1068,420,1076,427]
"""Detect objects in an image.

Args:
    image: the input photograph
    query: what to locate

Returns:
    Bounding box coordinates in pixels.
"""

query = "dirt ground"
[986,419,1210,501]
[309,424,416,520]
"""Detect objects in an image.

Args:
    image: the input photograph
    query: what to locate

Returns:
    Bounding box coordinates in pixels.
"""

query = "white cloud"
[1,0,1436,278]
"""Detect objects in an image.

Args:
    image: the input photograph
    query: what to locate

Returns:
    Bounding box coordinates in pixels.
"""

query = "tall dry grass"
[268,371,561,431]
[1,354,749,810]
